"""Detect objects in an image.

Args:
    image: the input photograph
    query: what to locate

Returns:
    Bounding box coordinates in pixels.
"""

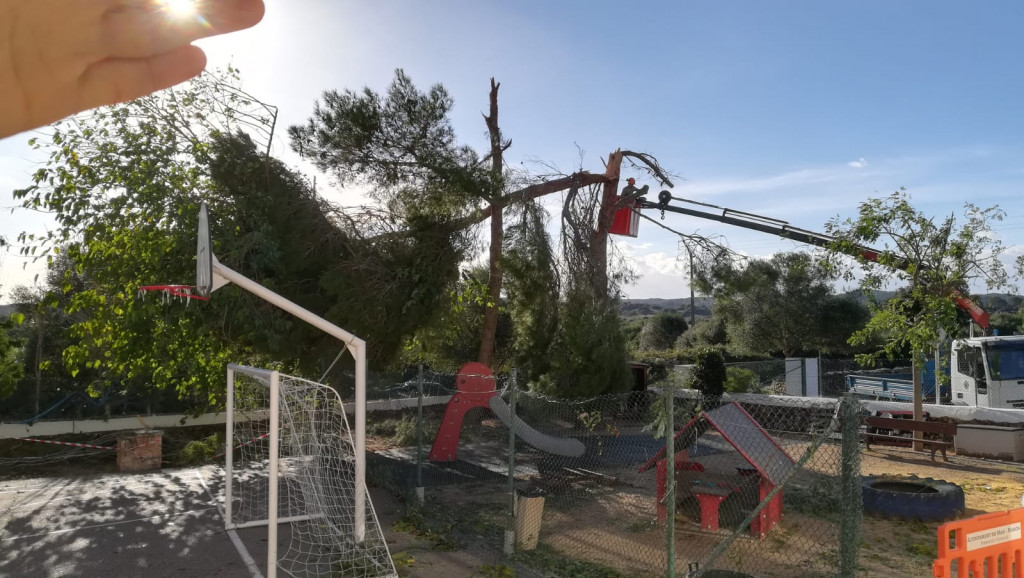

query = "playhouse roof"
[637,401,796,486]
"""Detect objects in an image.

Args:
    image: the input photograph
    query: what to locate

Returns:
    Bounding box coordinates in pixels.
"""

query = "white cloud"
[617,244,687,298]
[676,160,888,198]
[847,157,869,169]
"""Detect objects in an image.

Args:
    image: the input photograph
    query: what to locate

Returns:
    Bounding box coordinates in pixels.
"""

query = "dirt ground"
[3,434,1023,577]
[857,446,1024,578]
[397,438,1024,578]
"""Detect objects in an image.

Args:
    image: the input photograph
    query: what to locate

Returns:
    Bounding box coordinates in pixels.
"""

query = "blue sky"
[2,0,1024,299]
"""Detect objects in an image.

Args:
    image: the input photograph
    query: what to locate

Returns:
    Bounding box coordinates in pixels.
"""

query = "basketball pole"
[210,255,367,544]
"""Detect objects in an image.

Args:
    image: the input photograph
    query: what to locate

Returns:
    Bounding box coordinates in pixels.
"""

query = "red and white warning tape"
[16,437,115,451]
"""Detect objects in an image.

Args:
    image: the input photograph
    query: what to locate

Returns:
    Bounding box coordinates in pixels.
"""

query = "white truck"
[949,335,1024,408]
[844,335,1024,408]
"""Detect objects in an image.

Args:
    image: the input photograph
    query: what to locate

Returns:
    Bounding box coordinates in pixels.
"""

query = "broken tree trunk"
[589,149,624,300]
[478,78,504,367]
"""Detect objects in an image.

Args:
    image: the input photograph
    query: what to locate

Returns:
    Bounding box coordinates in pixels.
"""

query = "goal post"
[211,256,369,538]
[225,364,395,578]
[191,201,389,575]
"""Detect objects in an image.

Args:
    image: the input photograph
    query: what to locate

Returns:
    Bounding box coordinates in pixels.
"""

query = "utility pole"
[688,250,696,326]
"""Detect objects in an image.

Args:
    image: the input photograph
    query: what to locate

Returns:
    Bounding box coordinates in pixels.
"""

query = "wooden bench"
[862,416,957,462]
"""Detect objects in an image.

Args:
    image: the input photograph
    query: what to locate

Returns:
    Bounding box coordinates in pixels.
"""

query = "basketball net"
[137,284,210,305]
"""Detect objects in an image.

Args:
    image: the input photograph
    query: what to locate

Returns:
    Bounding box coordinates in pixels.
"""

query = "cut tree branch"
[621,150,676,188]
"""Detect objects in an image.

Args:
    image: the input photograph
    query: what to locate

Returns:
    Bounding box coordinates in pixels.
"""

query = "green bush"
[725,367,759,393]
[536,291,630,398]
[691,347,726,398]
[367,414,421,446]
[392,414,418,446]
[176,433,222,466]
[643,385,700,440]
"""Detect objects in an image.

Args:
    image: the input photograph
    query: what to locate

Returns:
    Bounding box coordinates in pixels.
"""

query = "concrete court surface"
[0,465,274,578]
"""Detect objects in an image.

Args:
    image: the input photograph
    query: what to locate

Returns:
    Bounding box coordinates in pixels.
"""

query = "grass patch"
[512,544,628,578]
[391,551,416,576]
[474,564,515,578]
[625,518,657,533]
[783,483,843,520]
[907,542,936,558]
[961,481,1008,494]
[391,495,509,556]
[392,501,462,551]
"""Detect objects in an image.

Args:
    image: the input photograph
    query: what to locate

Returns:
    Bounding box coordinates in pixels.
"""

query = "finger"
[14,1,113,68]
[102,0,265,59]
[77,44,207,110]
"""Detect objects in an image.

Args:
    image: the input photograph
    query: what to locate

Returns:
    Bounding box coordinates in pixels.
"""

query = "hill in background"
[620,297,713,319]
[622,292,1023,319]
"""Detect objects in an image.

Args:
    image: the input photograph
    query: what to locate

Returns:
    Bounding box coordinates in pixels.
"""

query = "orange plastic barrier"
[934,507,1024,577]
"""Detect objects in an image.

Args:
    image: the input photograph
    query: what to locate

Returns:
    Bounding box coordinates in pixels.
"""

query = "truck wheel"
[861,475,965,522]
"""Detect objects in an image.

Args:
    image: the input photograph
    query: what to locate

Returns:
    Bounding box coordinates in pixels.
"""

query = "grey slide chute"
[488,396,586,458]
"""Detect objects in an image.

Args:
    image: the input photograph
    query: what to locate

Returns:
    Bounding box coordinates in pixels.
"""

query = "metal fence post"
[801,358,808,397]
[504,368,518,555]
[415,363,425,503]
[666,383,675,577]
[839,393,863,577]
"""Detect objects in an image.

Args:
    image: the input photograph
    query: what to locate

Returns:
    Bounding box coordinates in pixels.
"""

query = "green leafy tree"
[288,70,641,375]
[675,317,728,350]
[989,311,1022,337]
[533,290,631,398]
[621,317,647,349]
[12,70,468,405]
[690,347,727,399]
[8,276,79,414]
[825,189,1012,421]
[637,312,688,351]
[817,296,873,355]
[289,70,505,365]
[503,202,560,381]
[696,252,866,356]
[0,320,24,400]
[205,132,468,371]
[399,267,514,370]
[13,72,256,405]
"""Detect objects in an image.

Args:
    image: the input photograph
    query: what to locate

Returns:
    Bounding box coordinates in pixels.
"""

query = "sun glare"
[161,0,197,18]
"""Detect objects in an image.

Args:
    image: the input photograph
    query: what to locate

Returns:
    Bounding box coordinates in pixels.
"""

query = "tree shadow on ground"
[0,465,247,577]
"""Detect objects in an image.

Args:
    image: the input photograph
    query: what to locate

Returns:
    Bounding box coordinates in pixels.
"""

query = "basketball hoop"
[137,284,210,305]
[135,202,222,306]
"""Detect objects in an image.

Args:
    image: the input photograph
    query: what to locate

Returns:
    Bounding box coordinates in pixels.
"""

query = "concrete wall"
[954,424,1024,461]
[0,396,453,439]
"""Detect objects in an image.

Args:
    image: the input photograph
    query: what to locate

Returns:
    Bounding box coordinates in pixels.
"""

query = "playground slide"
[488,396,586,458]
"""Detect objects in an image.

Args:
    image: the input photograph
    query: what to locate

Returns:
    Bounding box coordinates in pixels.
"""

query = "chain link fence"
[363,366,866,577]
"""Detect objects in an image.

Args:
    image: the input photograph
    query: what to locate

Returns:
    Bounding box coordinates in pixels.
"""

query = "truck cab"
[951,336,1024,408]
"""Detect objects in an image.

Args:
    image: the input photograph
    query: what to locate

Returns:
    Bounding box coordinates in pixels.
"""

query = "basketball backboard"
[196,202,213,298]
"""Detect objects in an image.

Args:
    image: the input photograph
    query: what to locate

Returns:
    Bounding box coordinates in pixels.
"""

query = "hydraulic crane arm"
[628,189,990,330]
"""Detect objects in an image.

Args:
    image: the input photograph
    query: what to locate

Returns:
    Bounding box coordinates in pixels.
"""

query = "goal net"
[225,364,396,578]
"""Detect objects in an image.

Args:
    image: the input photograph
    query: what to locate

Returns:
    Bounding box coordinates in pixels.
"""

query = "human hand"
[0,0,265,139]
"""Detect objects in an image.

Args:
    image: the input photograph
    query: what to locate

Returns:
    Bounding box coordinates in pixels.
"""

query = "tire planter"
[861,475,965,522]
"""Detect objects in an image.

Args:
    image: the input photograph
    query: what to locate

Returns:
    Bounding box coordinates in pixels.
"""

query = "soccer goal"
[225,364,396,578]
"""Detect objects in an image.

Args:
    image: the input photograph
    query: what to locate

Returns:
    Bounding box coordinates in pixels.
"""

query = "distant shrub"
[691,347,726,399]
[725,367,759,393]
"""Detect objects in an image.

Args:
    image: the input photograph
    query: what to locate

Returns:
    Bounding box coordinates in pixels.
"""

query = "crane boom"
[629,189,990,330]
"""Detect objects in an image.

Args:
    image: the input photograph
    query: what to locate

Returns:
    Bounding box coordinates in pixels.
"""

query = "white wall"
[785,358,820,397]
